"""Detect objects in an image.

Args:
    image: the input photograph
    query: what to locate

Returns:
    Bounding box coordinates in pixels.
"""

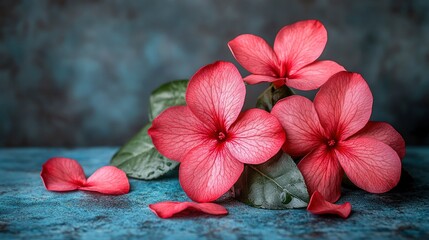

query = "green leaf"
[233,152,309,209]
[148,79,189,121]
[110,124,179,180]
[256,84,294,112]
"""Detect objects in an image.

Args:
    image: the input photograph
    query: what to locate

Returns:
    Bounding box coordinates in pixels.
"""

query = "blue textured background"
[1,0,428,146]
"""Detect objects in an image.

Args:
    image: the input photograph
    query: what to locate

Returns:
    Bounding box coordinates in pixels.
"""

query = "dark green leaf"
[110,124,179,180]
[148,79,188,121]
[256,84,294,112]
[233,152,309,209]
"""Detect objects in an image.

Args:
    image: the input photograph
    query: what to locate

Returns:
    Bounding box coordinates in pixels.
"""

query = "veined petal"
[314,72,373,140]
[307,191,352,219]
[351,121,406,159]
[41,158,86,192]
[149,201,228,219]
[271,95,325,156]
[228,34,279,76]
[336,138,401,193]
[287,61,346,91]
[226,109,285,164]
[186,61,246,130]
[179,141,244,202]
[243,74,278,85]
[298,146,343,203]
[274,20,327,74]
[148,106,211,162]
[79,166,130,195]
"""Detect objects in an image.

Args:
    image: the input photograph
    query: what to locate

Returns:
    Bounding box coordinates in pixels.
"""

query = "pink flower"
[41,157,130,195]
[148,61,285,202]
[149,201,228,219]
[228,20,345,90]
[307,191,351,219]
[271,71,405,202]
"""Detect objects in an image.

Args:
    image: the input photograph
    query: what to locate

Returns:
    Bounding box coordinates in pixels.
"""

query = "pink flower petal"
[148,106,212,161]
[179,141,244,202]
[286,61,346,91]
[307,191,352,219]
[41,157,86,192]
[351,121,406,159]
[314,72,373,140]
[243,74,278,85]
[298,146,343,203]
[336,138,401,193]
[274,20,327,74]
[79,166,130,195]
[149,201,228,219]
[226,109,285,164]
[186,61,245,130]
[271,95,325,156]
[228,34,279,76]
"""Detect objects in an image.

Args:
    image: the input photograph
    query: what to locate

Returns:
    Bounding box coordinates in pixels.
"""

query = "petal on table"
[79,166,130,195]
[307,191,352,219]
[148,105,212,162]
[186,61,246,130]
[336,138,401,193]
[41,157,86,191]
[149,201,228,219]
[227,109,285,164]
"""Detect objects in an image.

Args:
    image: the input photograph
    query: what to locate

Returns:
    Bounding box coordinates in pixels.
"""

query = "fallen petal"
[149,201,228,219]
[41,157,86,192]
[307,191,352,219]
[79,166,130,195]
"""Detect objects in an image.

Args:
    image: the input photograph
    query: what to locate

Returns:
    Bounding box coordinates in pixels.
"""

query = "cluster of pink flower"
[41,20,405,219]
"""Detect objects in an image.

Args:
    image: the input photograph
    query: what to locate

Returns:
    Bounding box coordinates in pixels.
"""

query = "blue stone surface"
[0,147,428,239]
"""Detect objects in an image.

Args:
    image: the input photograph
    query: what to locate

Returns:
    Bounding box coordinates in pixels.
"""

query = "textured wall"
[1,0,428,146]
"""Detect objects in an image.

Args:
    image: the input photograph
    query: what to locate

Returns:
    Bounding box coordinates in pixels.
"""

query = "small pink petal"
[336,138,401,193]
[351,121,406,159]
[148,106,212,162]
[228,34,279,76]
[186,61,246,130]
[79,166,130,195]
[243,74,278,85]
[41,157,86,192]
[307,191,352,219]
[286,60,346,91]
[271,95,325,156]
[298,146,343,203]
[149,201,228,219]
[227,109,285,164]
[274,20,327,74]
[314,71,373,140]
[179,141,244,202]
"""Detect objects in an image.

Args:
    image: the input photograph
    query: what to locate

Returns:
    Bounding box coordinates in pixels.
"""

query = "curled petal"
[243,74,278,85]
[298,146,343,203]
[274,20,327,73]
[314,72,373,140]
[228,34,279,76]
[307,191,352,219]
[149,201,228,219]
[179,142,244,202]
[148,106,211,161]
[271,96,324,156]
[336,138,401,193]
[287,61,346,91]
[41,158,86,192]
[186,61,245,130]
[227,109,285,164]
[351,121,406,159]
[79,166,130,195]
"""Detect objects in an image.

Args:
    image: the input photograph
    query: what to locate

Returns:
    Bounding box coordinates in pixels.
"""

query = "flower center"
[216,131,227,142]
[327,139,336,147]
